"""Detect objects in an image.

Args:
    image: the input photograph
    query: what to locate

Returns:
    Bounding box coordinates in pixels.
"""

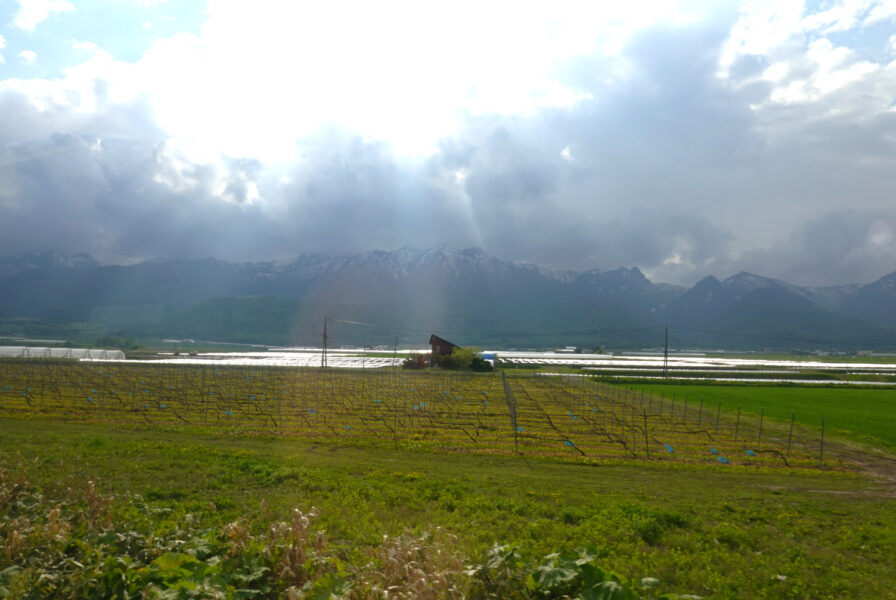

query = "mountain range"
[0,248,894,350]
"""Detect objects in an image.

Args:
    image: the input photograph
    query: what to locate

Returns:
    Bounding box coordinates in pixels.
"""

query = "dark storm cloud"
[0,89,276,262]
[730,210,896,286]
[423,19,752,277]
[0,88,478,265]
[431,17,896,285]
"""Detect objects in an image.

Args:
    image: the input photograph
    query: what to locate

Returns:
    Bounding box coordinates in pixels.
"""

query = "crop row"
[0,359,825,468]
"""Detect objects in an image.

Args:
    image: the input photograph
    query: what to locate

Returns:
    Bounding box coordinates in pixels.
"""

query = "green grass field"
[2,362,896,598]
[636,383,896,449]
[2,419,895,599]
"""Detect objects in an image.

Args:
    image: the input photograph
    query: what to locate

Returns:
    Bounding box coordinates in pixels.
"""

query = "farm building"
[0,346,126,360]
[429,335,459,358]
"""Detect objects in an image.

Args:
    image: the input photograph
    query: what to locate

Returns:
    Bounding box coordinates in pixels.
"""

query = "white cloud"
[0,44,139,114]
[719,0,896,78]
[0,1,725,163]
[719,0,893,119]
[804,38,878,94]
[13,0,75,31]
[864,0,896,24]
[142,21,153,30]
[70,40,101,54]
[763,38,878,103]
[106,0,714,161]
[0,34,6,64]
[800,0,871,34]
[717,0,804,76]
[18,50,37,65]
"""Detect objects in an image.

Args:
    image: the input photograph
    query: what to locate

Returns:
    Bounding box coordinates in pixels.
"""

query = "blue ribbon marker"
[745,449,756,456]
[718,456,729,464]
[664,444,674,453]
[709,447,718,454]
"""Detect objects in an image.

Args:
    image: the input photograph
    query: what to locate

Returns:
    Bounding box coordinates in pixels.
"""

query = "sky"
[0,0,895,287]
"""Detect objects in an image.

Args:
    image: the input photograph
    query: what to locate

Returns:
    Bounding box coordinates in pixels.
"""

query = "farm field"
[2,419,895,599]
[0,360,847,468]
[2,360,896,598]
[636,383,896,449]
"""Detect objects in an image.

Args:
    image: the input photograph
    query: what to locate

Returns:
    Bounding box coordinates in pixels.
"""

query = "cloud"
[17,50,37,65]
[719,0,895,108]
[731,210,896,286]
[12,0,75,31]
[0,0,895,288]
[0,34,6,64]
[219,157,262,205]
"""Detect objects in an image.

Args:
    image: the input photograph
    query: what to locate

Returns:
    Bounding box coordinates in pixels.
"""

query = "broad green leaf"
[532,563,578,590]
[579,563,609,589]
[583,581,637,600]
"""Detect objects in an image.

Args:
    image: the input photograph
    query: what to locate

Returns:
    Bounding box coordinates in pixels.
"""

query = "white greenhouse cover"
[0,346,126,360]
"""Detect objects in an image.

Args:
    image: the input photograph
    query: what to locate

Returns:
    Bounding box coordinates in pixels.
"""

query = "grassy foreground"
[2,418,895,599]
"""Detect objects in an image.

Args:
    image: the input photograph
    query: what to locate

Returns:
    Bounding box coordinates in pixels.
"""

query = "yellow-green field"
[0,359,838,469]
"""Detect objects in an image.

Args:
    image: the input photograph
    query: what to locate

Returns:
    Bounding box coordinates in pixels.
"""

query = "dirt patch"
[824,443,896,495]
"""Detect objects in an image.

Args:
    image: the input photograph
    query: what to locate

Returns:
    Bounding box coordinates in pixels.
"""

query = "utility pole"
[321,316,328,368]
[663,325,669,378]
